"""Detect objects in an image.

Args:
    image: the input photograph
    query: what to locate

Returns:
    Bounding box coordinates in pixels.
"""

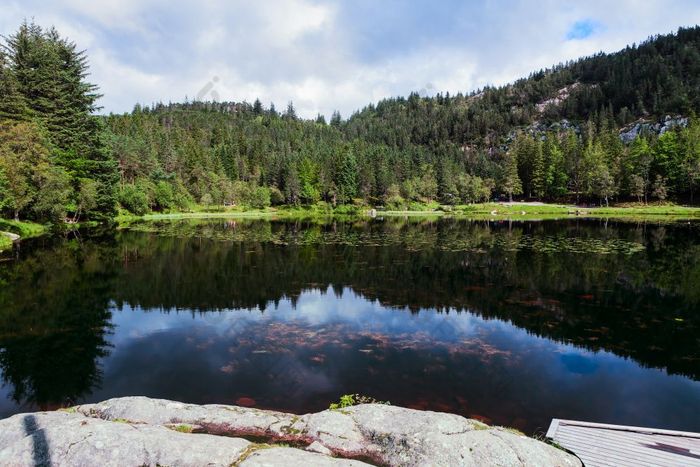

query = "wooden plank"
[562,426,700,459]
[557,419,700,439]
[546,418,560,439]
[557,427,699,464]
[562,426,699,452]
[555,432,671,465]
[551,441,635,467]
[555,432,680,466]
[547,419,700,467]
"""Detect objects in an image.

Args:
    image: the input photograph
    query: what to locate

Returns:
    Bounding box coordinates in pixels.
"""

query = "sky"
[2,0,700,119]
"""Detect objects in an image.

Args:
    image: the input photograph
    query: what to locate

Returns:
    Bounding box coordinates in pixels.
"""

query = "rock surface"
[0,231,19,242]
[0,411,250,467]
[0,397,582,466]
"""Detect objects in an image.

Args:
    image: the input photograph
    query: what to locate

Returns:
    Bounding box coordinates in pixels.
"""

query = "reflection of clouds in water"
[92,286,700,434]
[107,288,672,388]
[560,353,599,374]
[109,287,554,357]
[273,286,486,341]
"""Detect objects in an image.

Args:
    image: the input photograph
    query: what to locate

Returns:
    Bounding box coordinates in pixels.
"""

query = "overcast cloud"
[2,0,700,118]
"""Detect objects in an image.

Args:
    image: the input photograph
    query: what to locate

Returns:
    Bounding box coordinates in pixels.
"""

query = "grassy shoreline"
[116,202,700,224]
[3,202,700,249]
[0,219,48,252]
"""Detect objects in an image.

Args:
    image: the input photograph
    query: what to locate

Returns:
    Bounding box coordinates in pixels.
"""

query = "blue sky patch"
[566,19,601,40]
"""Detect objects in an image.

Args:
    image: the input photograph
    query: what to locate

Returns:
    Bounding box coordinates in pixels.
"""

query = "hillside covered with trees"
[2,22,700,222]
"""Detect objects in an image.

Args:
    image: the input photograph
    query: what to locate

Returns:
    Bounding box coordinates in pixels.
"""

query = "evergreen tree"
[502,150,522,202]
[330,111,342,128]
[284,101,297,120]
[543,135,568,197]
[252,98,263,115]
[531,138,546,198]
[0,49,26,120]
[2,21,116,220]
[337,150,358,203]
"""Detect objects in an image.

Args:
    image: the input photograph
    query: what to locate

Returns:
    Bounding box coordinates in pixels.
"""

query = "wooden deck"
[546,419,700,467]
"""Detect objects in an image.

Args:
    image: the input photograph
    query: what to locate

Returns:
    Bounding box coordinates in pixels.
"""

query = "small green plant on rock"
[329,394,389,410]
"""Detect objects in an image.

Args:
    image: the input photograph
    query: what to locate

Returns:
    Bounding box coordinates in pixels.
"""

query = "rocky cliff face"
[0,396,581,466]
[507,115,689,146]
[619,115,689,143]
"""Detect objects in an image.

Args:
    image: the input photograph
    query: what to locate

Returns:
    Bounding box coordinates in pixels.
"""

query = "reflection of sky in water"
[88,287,700,435]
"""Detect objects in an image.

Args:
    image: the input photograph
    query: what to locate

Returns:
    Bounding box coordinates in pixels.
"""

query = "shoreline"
[116,202,700,224]
[3,202,700,250]
[0,220,48,252]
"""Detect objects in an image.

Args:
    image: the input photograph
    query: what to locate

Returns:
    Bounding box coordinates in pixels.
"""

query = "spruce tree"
[0,49,27,121]
[4,21,117,219]
[502,150,522,202]
[531,139,546,198]
[337,151,358,203]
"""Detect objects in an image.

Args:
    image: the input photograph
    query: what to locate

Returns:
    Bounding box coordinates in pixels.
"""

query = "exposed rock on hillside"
[619,115,689,143]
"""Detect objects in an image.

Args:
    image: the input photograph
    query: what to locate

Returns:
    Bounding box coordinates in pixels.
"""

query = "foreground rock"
[0,397,581,466]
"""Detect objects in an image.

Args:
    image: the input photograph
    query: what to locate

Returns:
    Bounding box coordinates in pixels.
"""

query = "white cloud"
[2,0,700,118]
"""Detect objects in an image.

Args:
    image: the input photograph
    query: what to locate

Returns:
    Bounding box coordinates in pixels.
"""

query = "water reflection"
[0,218,698,434]
[93,288,700,434]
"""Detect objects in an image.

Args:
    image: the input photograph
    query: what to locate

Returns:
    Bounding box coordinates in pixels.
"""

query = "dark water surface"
[0,218,698,435]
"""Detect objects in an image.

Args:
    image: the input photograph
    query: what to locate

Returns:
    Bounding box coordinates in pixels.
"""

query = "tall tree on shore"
[2,21,117,220]
[502,149,522,202]
[0,49,26,121]
[337,150,358,203]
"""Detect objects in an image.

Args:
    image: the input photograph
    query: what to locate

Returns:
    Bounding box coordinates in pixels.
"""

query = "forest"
[2,22,700,222]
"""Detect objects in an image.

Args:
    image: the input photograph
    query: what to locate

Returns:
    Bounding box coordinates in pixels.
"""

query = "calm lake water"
[0,217,699,435]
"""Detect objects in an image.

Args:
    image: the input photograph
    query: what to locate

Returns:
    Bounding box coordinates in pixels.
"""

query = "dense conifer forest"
[2,22,700,221]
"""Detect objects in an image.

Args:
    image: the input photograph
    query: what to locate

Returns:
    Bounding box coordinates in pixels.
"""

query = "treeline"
[345,26,700,149]
[105,26,700,213]
[106,104,700,212]
[0,22,117,223]
[3,22,700,221]
[105,101,492,214]
[505,118,700,205]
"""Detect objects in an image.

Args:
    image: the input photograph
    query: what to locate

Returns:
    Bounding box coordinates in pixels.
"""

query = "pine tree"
[531,139,546,198]
[252,98,263,115]
[330,111,342,128]
[0,49,27,121]
[4,22,117,219]
[543,135,567,197]
[284,101,297,120]
[337,151,358,203]
[502,150,522,202]
[436,157,456,204]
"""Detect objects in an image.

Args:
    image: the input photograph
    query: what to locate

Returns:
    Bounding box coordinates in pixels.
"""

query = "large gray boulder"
[0,410,250,466]
[69,396,581,466]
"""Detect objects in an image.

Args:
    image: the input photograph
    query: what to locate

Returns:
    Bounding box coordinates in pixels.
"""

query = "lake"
[0,217,698,435]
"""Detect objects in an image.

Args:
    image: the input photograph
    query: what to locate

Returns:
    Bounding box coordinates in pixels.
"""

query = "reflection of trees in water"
[0,242,115,410]
[0,218,698,411]
[115,218,700,379]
